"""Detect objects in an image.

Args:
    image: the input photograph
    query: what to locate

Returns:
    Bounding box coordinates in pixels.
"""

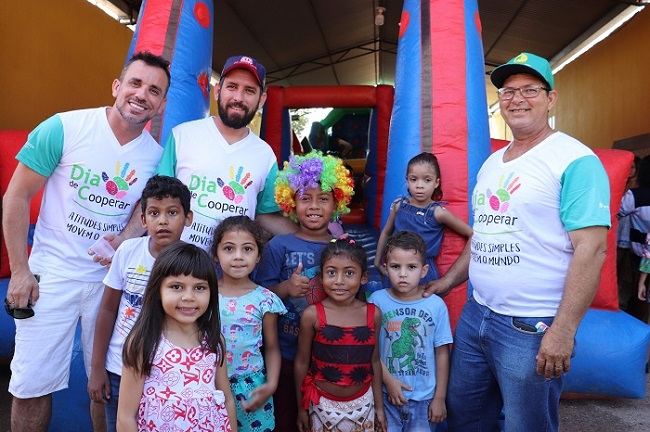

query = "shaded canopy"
[109,0,645,87]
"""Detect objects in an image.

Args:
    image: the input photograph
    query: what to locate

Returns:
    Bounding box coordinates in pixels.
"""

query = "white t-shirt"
[102,236,155,375]
[17,108,162,282]
[469,132,610,317]
[157,117,279,251]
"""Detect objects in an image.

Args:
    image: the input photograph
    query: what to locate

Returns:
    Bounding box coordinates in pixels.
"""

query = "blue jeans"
[384,394,439,432]
[105,371,121,432]
[446,297,562,432]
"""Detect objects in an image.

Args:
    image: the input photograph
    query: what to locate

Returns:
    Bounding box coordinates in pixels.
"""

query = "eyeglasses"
[497,85,549,101]
[4,298,34,319]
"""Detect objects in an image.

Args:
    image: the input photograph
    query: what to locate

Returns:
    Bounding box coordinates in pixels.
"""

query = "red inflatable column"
[263,86,285,163]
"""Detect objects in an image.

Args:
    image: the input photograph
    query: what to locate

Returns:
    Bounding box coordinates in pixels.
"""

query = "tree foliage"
[290,109,311,137]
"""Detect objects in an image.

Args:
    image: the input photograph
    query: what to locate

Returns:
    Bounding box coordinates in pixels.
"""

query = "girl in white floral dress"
[117,242,237,432]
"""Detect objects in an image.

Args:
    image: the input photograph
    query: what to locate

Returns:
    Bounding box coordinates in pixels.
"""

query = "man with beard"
[157,55,296,250]
[3,51,170,432]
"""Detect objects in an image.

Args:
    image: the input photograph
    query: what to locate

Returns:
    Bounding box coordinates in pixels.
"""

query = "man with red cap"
[157,55,296,250]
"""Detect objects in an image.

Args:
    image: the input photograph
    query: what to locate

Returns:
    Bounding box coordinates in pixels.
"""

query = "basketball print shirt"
[256,234,329,361]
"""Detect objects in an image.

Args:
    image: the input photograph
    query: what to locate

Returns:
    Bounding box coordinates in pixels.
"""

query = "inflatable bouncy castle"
[385,0,648,401]
[0,0,648,430]
[259,0,649,401]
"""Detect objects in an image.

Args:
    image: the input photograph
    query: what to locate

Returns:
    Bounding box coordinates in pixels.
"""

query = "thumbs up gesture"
[287,262,310,298]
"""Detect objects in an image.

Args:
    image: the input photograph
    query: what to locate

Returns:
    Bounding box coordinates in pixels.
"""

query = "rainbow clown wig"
[275,151,354,222]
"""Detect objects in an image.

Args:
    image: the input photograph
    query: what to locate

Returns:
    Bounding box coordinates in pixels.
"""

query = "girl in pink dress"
[117,242,237,432]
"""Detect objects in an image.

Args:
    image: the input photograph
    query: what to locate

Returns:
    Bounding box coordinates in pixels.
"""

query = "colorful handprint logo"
[487,172,520,213]
[102,162,137,199]
[218,166,252,204]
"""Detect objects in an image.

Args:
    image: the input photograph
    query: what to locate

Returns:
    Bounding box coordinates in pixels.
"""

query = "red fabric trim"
[300,374,371,409]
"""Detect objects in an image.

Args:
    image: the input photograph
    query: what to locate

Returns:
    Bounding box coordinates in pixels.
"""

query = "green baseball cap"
[490,52,554,90]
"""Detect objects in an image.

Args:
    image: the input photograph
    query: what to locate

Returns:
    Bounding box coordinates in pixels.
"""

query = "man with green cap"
[426,52,611,431]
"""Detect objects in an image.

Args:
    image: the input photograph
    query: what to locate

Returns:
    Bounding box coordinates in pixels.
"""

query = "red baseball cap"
[220,55,266,87]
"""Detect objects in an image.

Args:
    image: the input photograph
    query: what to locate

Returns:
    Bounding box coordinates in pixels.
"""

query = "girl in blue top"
[212,216,286,432]
[375,152,472,284]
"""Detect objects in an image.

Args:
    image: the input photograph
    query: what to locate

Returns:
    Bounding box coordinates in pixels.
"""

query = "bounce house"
[0,0,648,430]
[261,84,393,234]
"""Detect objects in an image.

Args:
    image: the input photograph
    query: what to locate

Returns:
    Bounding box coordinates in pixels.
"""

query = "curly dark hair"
[140,175,191,216]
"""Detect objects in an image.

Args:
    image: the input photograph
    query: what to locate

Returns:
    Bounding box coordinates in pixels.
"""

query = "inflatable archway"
[260,85,394,231]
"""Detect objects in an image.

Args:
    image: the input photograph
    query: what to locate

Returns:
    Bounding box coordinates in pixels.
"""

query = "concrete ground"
[559,372,650,431]
[0,364,648,431]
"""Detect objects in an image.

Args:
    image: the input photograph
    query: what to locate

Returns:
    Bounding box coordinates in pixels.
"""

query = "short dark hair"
[121,51,171,94]
[384,231,426,265]
[140,175,191,216]
[210,216,267,259]
[320,237,368,273]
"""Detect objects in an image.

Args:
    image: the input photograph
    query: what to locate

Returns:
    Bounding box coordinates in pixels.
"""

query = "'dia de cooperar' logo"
[102,162,138,199]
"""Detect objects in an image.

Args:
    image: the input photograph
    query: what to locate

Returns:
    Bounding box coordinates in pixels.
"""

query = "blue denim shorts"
[383,394,438,431]
[104,370,121,432]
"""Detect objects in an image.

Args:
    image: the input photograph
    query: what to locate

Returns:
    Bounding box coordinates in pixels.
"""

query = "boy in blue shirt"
[369,231,452,431]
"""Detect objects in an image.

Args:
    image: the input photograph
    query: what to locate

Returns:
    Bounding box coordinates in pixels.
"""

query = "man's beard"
[217,93,259,129]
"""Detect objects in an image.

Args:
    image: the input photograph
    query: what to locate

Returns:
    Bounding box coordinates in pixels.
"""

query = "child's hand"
[384,373,411,406]
[287,263,310,298]
[375,409,387,431]
[240,383,273,413]
[297,408,311,432]
[639,279,648,301]
[428,397,447,423]
[87,368,110,404]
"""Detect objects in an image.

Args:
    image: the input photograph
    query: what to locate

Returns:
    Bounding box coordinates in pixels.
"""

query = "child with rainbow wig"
[255,150,354,431]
